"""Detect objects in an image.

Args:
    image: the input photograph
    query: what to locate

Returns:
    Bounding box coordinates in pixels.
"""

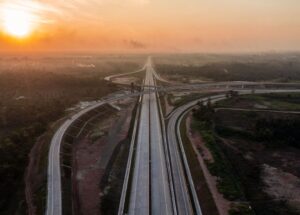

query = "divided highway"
[123,58,205,215]
[128,58,172,215]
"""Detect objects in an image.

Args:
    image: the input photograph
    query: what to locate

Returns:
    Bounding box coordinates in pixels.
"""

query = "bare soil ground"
[73,136,106,215]
[261,164,300,212]
[72,99,135,215]
[112,77,139,85]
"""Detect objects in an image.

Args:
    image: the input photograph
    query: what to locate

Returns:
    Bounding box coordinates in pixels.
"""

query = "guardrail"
[176,111,203,214]
[155,80,178,215]
[117,93,143,215]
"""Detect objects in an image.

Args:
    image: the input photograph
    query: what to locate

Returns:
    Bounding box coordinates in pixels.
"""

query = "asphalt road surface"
[128,58,173,215]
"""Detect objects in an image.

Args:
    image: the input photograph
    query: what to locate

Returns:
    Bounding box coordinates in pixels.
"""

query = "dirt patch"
[112,77,139,85]
[73,136,105,215]
[262,164,300,212]
[218,135,300,178]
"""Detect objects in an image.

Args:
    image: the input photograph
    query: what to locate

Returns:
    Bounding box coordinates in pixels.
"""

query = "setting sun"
[2,3,35,38]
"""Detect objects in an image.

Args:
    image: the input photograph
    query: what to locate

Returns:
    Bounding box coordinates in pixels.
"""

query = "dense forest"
[157,61,300,82]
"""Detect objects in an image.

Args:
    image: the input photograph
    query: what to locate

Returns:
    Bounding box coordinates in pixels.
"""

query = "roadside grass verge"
[179,115,219,215]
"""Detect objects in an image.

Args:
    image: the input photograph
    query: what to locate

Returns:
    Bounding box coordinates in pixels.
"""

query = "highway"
[128,58,172,215]
[46,56,300,215]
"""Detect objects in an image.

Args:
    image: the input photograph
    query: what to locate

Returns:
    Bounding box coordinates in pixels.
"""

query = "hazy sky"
[0,0,299,52]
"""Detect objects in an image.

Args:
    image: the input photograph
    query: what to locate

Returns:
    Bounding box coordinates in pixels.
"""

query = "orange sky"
[0,0,300,52]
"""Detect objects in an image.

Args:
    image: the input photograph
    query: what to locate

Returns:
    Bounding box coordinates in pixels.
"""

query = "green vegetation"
[215,93,300,149]
[157,57,300,82]
[168,92,215,108]
[191,103,244,200]
[217,93,300,111]
[0,76,116,214]
[229,203,253,215]
[191,124,245,201]
[215,115,300,150]
[255,118,300,148]
[0,122,47,214]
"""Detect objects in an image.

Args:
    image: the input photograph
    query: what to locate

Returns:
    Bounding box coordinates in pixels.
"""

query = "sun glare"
[2,4,35,38]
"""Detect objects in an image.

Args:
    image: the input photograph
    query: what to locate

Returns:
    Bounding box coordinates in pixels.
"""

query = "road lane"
[148,65,173,215]
[128,74,151,214]
[128,58,172,215]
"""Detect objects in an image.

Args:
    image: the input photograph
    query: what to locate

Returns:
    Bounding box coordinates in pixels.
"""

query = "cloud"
[0,0,151,29]
[124,39,147,49]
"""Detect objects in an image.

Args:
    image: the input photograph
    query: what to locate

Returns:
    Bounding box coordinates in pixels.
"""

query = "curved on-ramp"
[166,89,300,215]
